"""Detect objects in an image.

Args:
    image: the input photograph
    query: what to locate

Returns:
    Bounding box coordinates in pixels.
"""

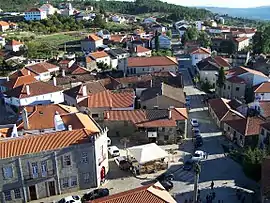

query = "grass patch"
[105,22,132,32]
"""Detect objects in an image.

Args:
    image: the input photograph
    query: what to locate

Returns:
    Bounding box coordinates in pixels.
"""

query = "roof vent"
[68,125,72,131]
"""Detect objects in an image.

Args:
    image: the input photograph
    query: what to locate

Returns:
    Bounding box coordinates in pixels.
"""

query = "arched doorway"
[100,166,105,185]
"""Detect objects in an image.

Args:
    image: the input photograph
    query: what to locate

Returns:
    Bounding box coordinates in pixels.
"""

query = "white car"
[191,119,199,127]
[108,146,120,157]
[58,195,81,203]
[191,150,206,162]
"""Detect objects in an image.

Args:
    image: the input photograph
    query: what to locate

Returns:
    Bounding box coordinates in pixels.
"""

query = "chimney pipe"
[22,107,29,130]
[53,77,57,86]
[82,85,87,97]
[62,69,66,77]
[6,77,9,82]
[168,108,172,119]
[105,111,110,119]
[68,125,72,131]
[25,85,30,95]
[28,70,31,75]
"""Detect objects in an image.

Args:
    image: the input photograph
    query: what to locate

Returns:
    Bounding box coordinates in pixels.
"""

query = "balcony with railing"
[24,169,55,181]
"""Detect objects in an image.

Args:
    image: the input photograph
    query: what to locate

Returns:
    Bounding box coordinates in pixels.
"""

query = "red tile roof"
[8,39,23,46]
[136,45,151,53]
[234,37,249,43]
[258,101,270,118]
[128,56,178,67]
[189,47,211,55]
[91,183,176,203]
[208,98,231,120]
[69,64,90,75]
[254,82,270,93]
[225,116,265,136]
[9,68,34,79]
[26,62,58,74]
[85,34,102,41]
[4,81,62,99]
[17,104,77,130]
[0,21,9,26]
[78,90,135,109]
[226,66,267,78]
[0,129,97,159]
[89,51,109,59]
[227,76,246,84]
[3,75,37,89]
[212,56,230,67]
[110,35,125,43]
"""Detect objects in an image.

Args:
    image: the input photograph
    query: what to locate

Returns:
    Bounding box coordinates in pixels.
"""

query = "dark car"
[82,188,109,202]
[156,172,174,182]
[195,136,203,148]
[183,159,194,171]
[160,180,174,191]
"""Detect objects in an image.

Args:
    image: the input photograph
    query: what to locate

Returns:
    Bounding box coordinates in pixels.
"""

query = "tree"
[97,62,110,71]
[181,27,198,44]
[216,67,225,88]
[166,30,172,38]
[220,40,236,55]
[198,32,211,48]
[93,14,106,28]
[252,26,270,54]
[154,30,160,51]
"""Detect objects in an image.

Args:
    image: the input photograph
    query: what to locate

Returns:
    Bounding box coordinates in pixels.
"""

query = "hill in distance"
[199,6,270,20]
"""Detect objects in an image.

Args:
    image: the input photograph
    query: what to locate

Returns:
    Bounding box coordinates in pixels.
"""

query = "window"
[236,87,240,91]
[92,113,99,118]
[62,178,69,188]
[81,152,88,164]
[223,85,226,90]
[70,176,78,187]
[228,86,230,90]
[14,189,21,199]
[164,135,169,141]
[31,162,38,178]
[41,161,47,177]
[63,155,71,166]
[3,166,13,179]
[4,191,11,201]
[83,173,90,183]
[161,127,165,132]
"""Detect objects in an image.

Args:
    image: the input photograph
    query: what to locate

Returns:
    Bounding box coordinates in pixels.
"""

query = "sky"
[164,0,270,8]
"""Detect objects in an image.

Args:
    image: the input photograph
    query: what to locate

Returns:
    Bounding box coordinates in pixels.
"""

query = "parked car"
[156,172,174,182]
[114,156,131,170]
[191,119,199,127]
[195,136,203,148]
[160,180,174,191]
[191,150,206,162]
[58,195,81,203]
[108,146,120,157]
[192,128,201,137]
[82,188,109,202]
[183,159,194,171]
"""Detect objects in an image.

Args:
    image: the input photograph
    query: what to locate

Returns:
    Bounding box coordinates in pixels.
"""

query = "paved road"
[171,67,258,203]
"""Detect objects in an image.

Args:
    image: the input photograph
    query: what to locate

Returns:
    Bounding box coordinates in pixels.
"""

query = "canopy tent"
[127,143,169,165]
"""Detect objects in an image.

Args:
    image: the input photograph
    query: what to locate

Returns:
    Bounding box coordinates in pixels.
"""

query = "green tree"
[154,30,160,51]
[201,80,212,93]
[198,32,211,48]
[220,40,236,55]
[252,26,270,54]
[216,67,225,88]
[93,14,106,28]
[97,62,110,71]
[166,30,172,38]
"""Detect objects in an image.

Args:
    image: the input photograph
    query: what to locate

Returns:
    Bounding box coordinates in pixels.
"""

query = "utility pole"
[193,163,201,203]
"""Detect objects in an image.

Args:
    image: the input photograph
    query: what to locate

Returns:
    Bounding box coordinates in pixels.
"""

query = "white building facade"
[24,8,47,21]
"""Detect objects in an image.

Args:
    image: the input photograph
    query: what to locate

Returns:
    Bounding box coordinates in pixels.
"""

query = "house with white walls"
[40,4,58,15]
[254,82,270,102]
[111,15,126,24]
[97,29,111,40]
[189,47,211,66]
[4,81,64,109]
[88,51,111,67]
[24,8,47,21]
[106,48,129,69]
[5,39,24,52]
[133,45,152,57]
[81,34,103,52]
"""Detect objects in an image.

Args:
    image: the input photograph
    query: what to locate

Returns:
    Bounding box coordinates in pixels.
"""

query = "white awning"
[127,143,168,164]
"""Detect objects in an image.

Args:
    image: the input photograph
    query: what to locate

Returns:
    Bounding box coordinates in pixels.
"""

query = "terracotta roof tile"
[234,37,249,43]
[91,183,176,203]
[208,98,231,120]
[136,45,151,53]
[69,64,90,75]
[0,128,97,159]
[8,39,23,46]
[89,51,109,59]
[17,104,77,130]
[3,75,37,89]
[0,21,9,26]
[227,76,246,84]
[128,56,178,67]
[9,68,36,79]
[26,62,58,74]
[227,66,267,78]
[4,81,62,99]
[189,47,211,55]
[225,116,265,136]
[110,35,125,43]
[258,101,270,118]
[254,82,270,93]
[85,34,102,41]
[212,56,230,67]
[111,90,135,108]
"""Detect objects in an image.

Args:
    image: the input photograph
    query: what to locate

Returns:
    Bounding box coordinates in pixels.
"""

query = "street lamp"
[193,162,201,203]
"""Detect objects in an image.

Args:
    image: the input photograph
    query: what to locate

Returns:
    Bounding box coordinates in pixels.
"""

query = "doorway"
[29,185,37,200]
[48,181,56,196]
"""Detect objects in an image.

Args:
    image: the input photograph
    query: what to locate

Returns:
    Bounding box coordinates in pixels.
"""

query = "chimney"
[62,69,66,77]
[134,46,137,53]
[105,111,110,119]
[25,85,30,95]
[28,70,31,75]
[68,125,72,131]
[53,77,57,86]
[82,85,87,97]
[168,108,172,119]
[22,107,29,130]
[6,77,9,82]
[150,79,153,87]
